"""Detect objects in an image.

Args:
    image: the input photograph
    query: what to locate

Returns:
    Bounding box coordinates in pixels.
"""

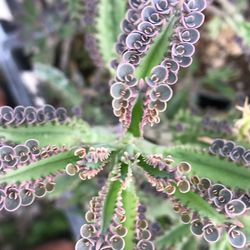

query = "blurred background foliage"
[0,0,250,249]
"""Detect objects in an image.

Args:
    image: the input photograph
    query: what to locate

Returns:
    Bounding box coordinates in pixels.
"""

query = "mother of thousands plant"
[1,0,250,249]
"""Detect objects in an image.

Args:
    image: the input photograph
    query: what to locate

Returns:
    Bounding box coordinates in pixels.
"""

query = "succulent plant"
[1,0,250,249]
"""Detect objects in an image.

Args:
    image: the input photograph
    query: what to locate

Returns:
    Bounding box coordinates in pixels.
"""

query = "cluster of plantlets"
[0,0,250,249]
[0,140,64,211]
[0,105,68,125]
[111,0,206,131]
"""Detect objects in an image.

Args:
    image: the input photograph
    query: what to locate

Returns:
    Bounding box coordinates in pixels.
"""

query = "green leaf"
[101,180,122,233]
[0,122,117,147]
[0,121,87,147]
[127,96,144,137]
[156,224,190,249]
[0,150,78,184]
[177,237,197,250]
[121,180,138,250]
[174,188,225,224]
[34,63,82,107]
[137,155,174,179]
[134,15,177,79]
[135,140,250,190]
[95,0,126,66]
[168,146,250,190]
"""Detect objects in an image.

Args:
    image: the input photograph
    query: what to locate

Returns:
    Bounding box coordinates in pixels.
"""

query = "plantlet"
[1,0,250,249]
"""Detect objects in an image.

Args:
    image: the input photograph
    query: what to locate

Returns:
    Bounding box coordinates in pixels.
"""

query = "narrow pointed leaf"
[128,96,144,137]
[0,150,78,184]
[134,15,177,79]
[96,0,126,66]
[122,181,138,250]
[0,121,88,147]
[135,141,250,190]
[169,146,250,190]
[137,155,174,179]
[0,122,117,147]
[174,188,225,224]
[101,180,122,233]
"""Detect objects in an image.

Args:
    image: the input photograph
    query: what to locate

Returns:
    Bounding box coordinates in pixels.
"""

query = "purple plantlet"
[56,107,68,124]
[179,28,200,43]
[243,150,250,165]
[116,63,138,87]
[0,145,18,169]
[213,188,232,208]
[14,145,30,163]
[210,139,250,167]
[36,108,46,124]
[202,223,220,243]
[122,50,141,65]
[136,240,155,250]
[182,11,205,29]
[19,188,35,206]
[149,84,173,102]
[145,66,168,87]
[43,105,56,121]
[240,194,250,208]
[129,0,151,10]
[209,139,225,155]
[0,106,15,125]
[172,42,195,57]
[24,106,37,124]
[208,184,225,200]
[26,139,41,155]
[227,225,246,249]
[138,21,157,37]
[225,199,247,217]
[190,219,204,236]
[229,146,245,162]
[14,106,26,125]
[219,141,235,158]
[4,187,21,212]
